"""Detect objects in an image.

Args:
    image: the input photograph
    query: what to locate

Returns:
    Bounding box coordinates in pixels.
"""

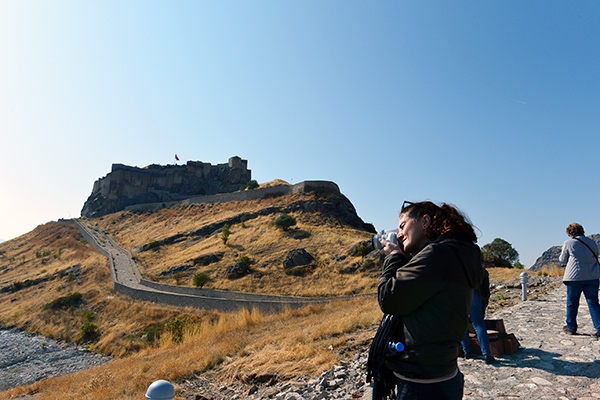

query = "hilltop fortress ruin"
[81,156,342,218]
[81,156,252,217]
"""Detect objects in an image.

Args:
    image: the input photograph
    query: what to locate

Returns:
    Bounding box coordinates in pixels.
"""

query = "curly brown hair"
[401,201,477,243]
[566,222,584,237]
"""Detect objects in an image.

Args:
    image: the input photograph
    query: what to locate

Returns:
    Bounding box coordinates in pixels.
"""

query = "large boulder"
[225,262,250,280]
[283,248,315,270]
[190,253,224,266]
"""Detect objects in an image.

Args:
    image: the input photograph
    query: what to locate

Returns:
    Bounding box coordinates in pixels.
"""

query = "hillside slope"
[90,189,378,297]
[0,188,379,354]
[0,186,562,399]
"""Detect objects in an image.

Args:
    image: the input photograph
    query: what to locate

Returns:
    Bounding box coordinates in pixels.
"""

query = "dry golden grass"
[92,192,377,297]
[487,267,526,281]
[534,264,564,277]
[0,221,210,356]
[0,193,565,399]
[2,298,380,400]
[487,266,564,282]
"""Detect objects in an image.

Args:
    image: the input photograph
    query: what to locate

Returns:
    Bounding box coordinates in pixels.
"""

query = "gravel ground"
[0,275,561,397]
[0,327,110,392]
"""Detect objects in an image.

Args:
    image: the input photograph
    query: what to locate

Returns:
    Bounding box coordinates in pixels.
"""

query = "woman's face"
[397,213,431,254]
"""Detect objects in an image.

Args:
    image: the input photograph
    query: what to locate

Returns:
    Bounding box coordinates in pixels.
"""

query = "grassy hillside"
[0,187,563,399]
[90,190,378,297]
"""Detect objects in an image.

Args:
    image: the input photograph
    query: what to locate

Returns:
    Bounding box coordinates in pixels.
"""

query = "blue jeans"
[395,370,464,400]
[461,291,492,357]
[565,279,600,333]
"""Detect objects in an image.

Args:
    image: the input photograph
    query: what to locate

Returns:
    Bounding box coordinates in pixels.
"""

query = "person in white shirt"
[559,222,600,337]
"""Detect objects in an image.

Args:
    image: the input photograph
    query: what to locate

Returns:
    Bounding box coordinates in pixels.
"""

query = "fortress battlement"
[81,156,251,217]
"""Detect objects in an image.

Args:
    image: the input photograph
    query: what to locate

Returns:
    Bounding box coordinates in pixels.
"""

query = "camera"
[372,229,399,250]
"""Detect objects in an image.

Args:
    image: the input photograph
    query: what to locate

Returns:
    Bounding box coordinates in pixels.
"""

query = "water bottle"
[388,341,405,354]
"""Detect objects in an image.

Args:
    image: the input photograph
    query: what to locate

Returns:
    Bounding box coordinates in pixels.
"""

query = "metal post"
[520,272,529,301]
[146,380,175,400]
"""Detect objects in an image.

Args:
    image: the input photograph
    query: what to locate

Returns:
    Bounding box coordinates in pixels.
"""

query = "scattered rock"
[283,249,315,270]
[190,253,224,266]
[349,240,373,257]
[160,264,193,276]
[226,263,251,279]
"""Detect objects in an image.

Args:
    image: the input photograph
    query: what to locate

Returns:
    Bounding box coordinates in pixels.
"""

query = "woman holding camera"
[376,201,483,400]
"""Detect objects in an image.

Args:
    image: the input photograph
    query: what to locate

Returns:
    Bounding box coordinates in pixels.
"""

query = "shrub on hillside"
[45,292,83,310]
[221,224,230,245]
[79,322,98,340]
[245,180,259,190]
[275,214,297,231]
[193,273,210,288]
[285,265,316,277]
[238,255,252,268]
[165,318,186,344]
[142,326,161,346]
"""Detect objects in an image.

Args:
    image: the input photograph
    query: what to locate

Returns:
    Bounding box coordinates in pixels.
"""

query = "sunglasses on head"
[401,201,416,211]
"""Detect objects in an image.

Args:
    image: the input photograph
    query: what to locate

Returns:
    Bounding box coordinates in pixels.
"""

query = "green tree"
[221,224,230,245]
[481,238,519,267]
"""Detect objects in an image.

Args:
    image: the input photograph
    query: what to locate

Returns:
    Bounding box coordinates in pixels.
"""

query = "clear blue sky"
[1,1,599,268]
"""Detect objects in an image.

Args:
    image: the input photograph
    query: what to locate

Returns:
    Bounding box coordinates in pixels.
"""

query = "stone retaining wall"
[125,181,340,213]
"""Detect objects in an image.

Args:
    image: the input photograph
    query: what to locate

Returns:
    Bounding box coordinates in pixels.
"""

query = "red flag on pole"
[175,154,180,161]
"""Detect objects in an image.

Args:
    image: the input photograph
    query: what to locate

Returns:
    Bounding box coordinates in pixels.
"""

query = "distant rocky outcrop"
[529,233,600,271]
[81,156,251,218]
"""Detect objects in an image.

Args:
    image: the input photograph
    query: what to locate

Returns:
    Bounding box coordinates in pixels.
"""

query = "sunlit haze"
[1,1,599,268]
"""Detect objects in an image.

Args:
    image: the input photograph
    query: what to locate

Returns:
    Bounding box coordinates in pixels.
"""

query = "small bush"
[221,224,230,245]
[193,273,210,288]
[245,180,259,190]
[143,326,161,345]
[275,214,297,231]
[81,309,95,322]
[10,280,37,293]
[173,272,184,285]
[356,244,368,258]
[46,292,83,310]
[494,293,508,300]
[80,322,98,340]
[165,318,186,344]
[238,255,252,268]
[285,265,315,277]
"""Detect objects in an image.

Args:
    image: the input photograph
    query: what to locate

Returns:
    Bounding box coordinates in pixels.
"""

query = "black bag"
[366,314,403,400]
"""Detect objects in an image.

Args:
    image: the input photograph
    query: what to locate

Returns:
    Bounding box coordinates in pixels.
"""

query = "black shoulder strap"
[573,237,599,261]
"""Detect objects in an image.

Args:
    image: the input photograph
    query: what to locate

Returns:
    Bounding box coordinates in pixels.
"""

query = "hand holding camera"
[373,229,404,256]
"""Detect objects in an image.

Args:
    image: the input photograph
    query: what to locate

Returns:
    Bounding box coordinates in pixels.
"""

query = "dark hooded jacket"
[378,236,483,379]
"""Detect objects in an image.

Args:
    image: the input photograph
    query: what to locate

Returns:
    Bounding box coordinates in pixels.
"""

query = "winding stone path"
[72,218,362,312]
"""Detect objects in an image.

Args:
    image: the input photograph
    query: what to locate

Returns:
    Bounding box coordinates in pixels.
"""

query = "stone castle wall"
[81,156,252,217]
[124,180,341,213]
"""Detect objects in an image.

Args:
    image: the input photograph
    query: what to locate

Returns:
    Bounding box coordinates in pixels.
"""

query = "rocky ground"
[176,275,600,400]
[0,327,110,392]
[2,275,566,399]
